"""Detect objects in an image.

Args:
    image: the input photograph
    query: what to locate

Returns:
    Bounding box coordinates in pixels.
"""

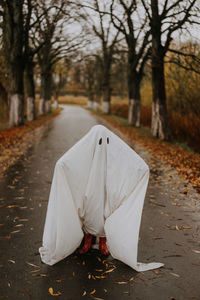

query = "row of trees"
[80,0,199,140]
[0,0,199,141]
[0,0,81,126]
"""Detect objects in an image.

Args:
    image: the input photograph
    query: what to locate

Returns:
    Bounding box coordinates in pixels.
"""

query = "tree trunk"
[101,59,111,114]
[25,59,36,121]
[8,64,24,127]
[87,100,93,108]
[102,79,111,114]
[40,68,52,115]
[0,82,8,105]
[3,1,25,127]
[53,90,59,109]
[87,90,94,108]
[150,0,169,140]
[151,52,169,140]
[128,71,141,127]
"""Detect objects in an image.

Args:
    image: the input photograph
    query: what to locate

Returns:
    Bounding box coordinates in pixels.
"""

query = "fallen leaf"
[90,289,96,295]
[29,269,40,273]
[48,287,61,296]
[114,281,127,284]
[26,262,40,268]
[7,205,18,208]
[170,272,180,278]
[8,260,15,264]
[129,277,135,282]
[10,230,21,234]
[192,249,200,254]
[149,200,166,207]
[104,267,115,274]
[151,270,159,275]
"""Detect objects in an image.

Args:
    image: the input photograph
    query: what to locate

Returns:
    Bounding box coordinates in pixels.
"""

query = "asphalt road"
[0,106,199,300]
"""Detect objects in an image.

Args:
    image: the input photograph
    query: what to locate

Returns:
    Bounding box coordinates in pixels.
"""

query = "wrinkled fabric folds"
[39,125,164,271]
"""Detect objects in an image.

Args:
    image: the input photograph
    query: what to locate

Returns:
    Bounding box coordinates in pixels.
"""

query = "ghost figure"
[39,125,164,272]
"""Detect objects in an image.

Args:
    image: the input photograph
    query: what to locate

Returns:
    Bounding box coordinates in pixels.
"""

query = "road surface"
[0,106,199,299]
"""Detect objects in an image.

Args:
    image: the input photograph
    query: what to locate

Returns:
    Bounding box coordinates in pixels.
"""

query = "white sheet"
[39,125,164,271]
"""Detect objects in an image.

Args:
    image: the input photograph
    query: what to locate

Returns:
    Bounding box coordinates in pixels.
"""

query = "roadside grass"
[58,95,88,106]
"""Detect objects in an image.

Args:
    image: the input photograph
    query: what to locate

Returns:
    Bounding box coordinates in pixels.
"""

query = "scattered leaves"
[95,112,200,193]
[0,109,61,177]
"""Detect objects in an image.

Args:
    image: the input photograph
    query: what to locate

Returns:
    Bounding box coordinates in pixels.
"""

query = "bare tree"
[81,0,121,114]
[1,0,30,126]
[24,0,49,121]
[141,0,199,139]
[52,58,71,108]
[111,0,151,127]
[34,0,79,115]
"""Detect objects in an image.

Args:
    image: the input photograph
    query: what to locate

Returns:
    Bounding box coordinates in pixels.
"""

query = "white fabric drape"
[39,125,164,271]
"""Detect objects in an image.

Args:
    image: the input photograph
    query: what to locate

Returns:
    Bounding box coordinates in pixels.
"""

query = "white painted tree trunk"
[102,101,110,114]
[53,100,59,109]
[87,100,93,108]
[45,100,51,113]
[128,98,140,127]
[93,101,99,111]
[39,98,45,115]
[151,101,165,140]
[27,97,35,121]
[9,94,23,127]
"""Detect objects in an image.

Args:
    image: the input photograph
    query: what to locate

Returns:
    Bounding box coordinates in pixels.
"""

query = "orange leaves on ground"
[0,110,61,176]
[48,287,62,296]
[98,113,200,194]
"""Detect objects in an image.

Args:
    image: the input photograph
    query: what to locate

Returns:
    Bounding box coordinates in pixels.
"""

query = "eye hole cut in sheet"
[39,125,164,272]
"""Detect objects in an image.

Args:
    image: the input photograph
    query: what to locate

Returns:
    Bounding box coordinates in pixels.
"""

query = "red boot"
[99,237,109,256]
[79,233,93,254]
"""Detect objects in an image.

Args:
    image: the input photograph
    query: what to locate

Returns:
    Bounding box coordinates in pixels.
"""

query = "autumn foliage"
[89,110,200,194]
[0,109,61,175]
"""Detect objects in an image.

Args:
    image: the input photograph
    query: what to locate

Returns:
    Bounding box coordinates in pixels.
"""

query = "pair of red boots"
[79,234,109,255]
